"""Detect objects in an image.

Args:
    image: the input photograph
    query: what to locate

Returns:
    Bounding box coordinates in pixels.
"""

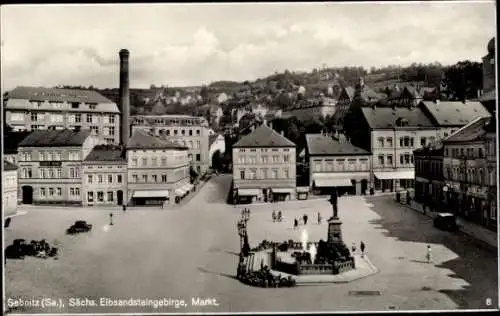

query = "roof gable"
[233,124,295,148]
[443,116,490,143]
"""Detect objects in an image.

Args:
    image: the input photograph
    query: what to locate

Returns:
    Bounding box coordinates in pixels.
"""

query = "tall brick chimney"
[119,49,130,147]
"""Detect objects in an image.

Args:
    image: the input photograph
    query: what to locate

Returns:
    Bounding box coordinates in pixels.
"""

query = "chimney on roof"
[119,49,130,147]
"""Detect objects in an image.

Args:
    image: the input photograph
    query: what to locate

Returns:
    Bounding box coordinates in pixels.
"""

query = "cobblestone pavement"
[4,175,498,313]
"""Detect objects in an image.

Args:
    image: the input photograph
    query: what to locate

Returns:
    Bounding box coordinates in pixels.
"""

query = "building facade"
[305,134,371,196]
[130,115,210,175]
[414,142,444,207]
[126,130,192,206]
[232,124,296,203]
[442,117,496,232]
[4,87,121,144]
[82,145,127,206]
[3,160,18,212]
[16,129,103,205]
[209,134,226,168]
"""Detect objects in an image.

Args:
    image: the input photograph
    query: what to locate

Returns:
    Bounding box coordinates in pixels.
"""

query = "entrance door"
[22,186,33,204]
[361,179,368,195]
[117,190,123,205]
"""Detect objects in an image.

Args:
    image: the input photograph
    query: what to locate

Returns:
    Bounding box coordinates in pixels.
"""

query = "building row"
[414,116,497,232]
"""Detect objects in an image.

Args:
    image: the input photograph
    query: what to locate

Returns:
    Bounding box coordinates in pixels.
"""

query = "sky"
[0,1,496,90]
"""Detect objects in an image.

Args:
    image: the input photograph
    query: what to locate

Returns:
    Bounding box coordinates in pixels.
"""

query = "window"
[410,138,414,147]
[196,154,201,161]
[75,188,80,196]
[142,174,148,182]
[161,174,167,182]
[109,115,115,123]
[87,114,93,123]
[91,126,99,135]
[189,130,193,136]
[196,141,200,149]
[31,113,38,122]
[386,137,393,147]
[88,175,93,183]
[108,175,113,183]
[313,159,322,172]
[41,169,46,178]
[57,168,62,178]
[240,170,245,179]
[75,113,82,123]
[262,168,268,179]
[87,191,94,202]
[40,188,46,197]
[49,188,54,196]
[174,129,178,135]
[132,174,138,182]
[152,175,157,183]
[142,158,147,166]
[261,155,269,164]
[284,155,290,163]
[196,129,201,135]
[98,175,103,183]
[272,155,280,163]
[117,175,122,183]
[387,155,393,166]
[284,168,289,178]
[49,169,55,178]
[348,159,356,171]
[378,155,384,165]
[325,159,333,171]
[57,188,62,196]
[400,155,404,164]
[181,129,186,135]
[98,191,104,202]
[107,192,114,202]
[404,153,410,164]
[420,137,427,146]
[152,158,157,166]
[109,127,115,136]
[166,130,170,135]
[161,157,167,166]
[378,137,384,148]
[479,148,484,158]
[272,169,278,179]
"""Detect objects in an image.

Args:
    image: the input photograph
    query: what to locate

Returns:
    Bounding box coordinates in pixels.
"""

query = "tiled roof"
[4,160,18,171]
[306,134,370,156]
[361,106,435,129]
[421,101,491,126]
[18,129,91,147]
[233,124,295,148]
[209,134,221,147]
[84,145,126,162]
[127,130,189,150]
[6,86,113,104]
[443,116,490,143]
[3,131,31,154]
[413,141,444,155]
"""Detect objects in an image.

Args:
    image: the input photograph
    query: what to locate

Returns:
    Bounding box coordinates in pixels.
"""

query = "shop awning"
[314,178,352,187]
[272,188,294,194]
[133,190,170,198]
[238,188,260,196]
[374,171,414,180]
[313,173,352,187]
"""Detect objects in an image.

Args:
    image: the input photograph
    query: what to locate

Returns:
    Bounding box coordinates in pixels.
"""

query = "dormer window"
[71,102,79,109]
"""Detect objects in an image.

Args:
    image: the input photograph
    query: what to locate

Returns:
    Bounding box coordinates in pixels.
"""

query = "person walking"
[278,210,282,222]
[426,245,432,264]
[317,212,322,225]
[109,212,114,226]
[360,241,365,257]
[294,218,298,230]
[4,217,12,228]
[351,242,357,254]
[272,210,276,223]
[303,214,308,225]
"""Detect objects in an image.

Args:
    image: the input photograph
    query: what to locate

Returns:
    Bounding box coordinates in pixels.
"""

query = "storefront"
[131,190,170,206]
[374,170,415,192]
[270,188,295,202]
[236,188,261,204]
[296,187,309,200]
[312,173,352,195]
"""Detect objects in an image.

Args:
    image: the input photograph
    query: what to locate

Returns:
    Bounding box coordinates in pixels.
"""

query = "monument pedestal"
[327,217,344,245]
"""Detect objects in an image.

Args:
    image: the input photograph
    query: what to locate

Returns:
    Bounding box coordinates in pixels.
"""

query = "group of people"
[272,210,283,222]
[292,212,323,229]
[351,241,367,257]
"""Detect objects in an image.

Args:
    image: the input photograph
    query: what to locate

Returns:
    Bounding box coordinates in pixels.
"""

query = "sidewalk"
[400,199,498,251]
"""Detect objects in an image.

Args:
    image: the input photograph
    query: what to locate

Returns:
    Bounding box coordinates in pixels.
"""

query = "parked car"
[66,220,93,234]
[433,213,458,231]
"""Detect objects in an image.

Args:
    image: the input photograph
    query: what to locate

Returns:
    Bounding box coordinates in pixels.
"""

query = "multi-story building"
[16,129,104,205]
[4,87,121,144]
[3,131,31,166]
[130,115,209,175]
[232,123,296,203]
[484,118,496,231]
[209,134,226,168]
[82,145,127,206]
[305,134,371,196]
[3,160,18,212]
[332,86,354,132]
[126,130,191,206]
[414,141,444,207]
[442,116,496,231]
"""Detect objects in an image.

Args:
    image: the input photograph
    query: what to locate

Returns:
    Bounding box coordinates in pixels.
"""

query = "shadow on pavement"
[365,196,498,310]
[197,267,238,281]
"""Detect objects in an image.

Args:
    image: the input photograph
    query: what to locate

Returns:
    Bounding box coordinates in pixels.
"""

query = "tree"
[211,150,223,171]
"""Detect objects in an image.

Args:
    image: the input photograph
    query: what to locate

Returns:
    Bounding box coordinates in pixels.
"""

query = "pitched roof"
[343,86,355,100]
[361,106,435,129]
[443,116,490,143]
[6,86,113,104]
[127,130,189,150]
[3,131,31,154]
[4,160,18,171]
[233,124,295,148]
[360,85,386,102]
[84,145,126,162]
[421,101,491,126]
[18,129,91,147]
[413,141,444,155]
[306,134,370,156]
[209,134,221,147]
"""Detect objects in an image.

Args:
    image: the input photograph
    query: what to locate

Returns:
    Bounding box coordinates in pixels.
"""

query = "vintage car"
[66,220,93,234]
[433,213,458,231]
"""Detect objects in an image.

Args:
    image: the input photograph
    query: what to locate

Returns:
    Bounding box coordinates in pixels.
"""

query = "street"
[4,174,498,313]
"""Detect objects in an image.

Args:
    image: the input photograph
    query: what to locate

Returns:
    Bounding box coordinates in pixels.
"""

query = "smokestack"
[119,49,130,147]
